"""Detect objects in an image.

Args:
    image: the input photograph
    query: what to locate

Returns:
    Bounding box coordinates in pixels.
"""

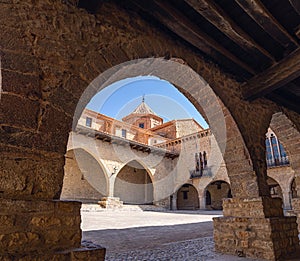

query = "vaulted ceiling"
[78,0,300,114]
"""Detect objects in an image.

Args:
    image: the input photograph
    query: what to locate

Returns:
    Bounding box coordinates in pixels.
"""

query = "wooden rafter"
[185,0,275,62]
[242,48,300,100]
[235,0,298,48]
[267,87,300,114]
[132,0,256,75]
[289,0,300,15]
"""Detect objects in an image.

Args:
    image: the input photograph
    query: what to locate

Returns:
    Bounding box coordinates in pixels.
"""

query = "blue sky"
[86,76,209,129]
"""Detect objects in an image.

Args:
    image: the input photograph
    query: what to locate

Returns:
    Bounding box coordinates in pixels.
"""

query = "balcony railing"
[267,156,289,168]
[190,168,212,179]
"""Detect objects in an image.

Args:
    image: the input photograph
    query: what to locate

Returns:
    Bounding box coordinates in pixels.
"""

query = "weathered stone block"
[222,197,283,218]
[0,50,39,74]
[0,94,39,131]
[0,199,82,255]
[1,69,41,99]
[0,155,65,199]
[214,216,299,260]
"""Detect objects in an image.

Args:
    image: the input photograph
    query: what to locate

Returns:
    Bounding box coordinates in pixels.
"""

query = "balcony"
[190,168,212,179]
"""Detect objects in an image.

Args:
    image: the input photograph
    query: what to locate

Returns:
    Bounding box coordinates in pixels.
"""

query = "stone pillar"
[108,174,117,197]
[171,193,178,210]
[282,189,292,210]
[0,198,106,260]
[292,198,300,230]
[199,195,206,210]
[214,197,299,260]
[291,173,300,231]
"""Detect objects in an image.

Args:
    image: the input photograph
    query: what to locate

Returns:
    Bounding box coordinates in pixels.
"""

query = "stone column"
[108,174,117,197]
[214,195,299,260]
[199,195,206,210]
[98,174,124,208]
[292,172,300,231]
[171,193,178,210]
[282,189,292,211]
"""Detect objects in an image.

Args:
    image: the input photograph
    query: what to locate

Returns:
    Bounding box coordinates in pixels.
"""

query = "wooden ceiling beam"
[132,0,256,75]
[242,48,300,100]
[267,88,300,114]
[235,0,299,49]
[289,0,300,15]
[185,0,275,62]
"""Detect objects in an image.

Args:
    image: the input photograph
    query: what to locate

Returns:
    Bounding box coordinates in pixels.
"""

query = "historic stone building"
[62,101,296,213]
[62,101,219,209]
[1,1,300,260]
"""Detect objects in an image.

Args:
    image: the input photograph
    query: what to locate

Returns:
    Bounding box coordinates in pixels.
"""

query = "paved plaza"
[80,205,269,261]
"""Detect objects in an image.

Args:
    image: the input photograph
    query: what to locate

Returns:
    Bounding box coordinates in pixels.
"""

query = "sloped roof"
[131,101,158,116]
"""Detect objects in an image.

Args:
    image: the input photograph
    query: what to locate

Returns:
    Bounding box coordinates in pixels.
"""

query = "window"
[86,117,92,127]
[121,129,127,138]
[139,123,145,128]
[265,138,273,160]
[203,151,207,166]
[279,142,287,157]
[271,135,279,159]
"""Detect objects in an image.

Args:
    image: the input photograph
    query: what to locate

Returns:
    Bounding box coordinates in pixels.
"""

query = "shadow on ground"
[83,221,213,252]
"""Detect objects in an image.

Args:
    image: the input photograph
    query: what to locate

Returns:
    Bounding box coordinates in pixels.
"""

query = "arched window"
[266,130,289,167]
[270,134,280,165]
[265,138,273,161]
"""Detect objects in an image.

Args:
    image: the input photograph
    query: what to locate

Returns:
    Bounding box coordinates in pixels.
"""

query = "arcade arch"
[114,160,154,204]
[1,2,299,258]
[176,184,199,210]
[61,149,108,202]
[205,180,231,210]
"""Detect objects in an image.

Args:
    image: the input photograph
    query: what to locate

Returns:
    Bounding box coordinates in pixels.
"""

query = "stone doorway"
[177,184,200,210]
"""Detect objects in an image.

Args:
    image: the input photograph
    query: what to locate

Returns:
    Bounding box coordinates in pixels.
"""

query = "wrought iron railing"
[190,168,212,179]
[190,170,203,178]
[266,156,289,167]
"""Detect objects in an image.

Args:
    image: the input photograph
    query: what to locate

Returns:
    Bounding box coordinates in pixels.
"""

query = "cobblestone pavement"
[81,205,296,261]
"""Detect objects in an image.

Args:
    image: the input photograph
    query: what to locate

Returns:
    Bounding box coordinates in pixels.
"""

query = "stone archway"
[270,113,300,192]
[205,180,231,210]
[269,112,300,229]
[1,1,298,259]
[176,184,199,210]
[114,160,153,204]
[61,149,108,202]
[267,177,283,200]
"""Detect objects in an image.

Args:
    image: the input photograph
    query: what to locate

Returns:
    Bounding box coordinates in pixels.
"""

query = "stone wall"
[61,150,106,202]
[175,120,204,137]
[214,197,299,260]
[1,0,299,259]
[0,199,81,256]
[214,215,299,260]
[152,123,177,139]
[0,0,284,200]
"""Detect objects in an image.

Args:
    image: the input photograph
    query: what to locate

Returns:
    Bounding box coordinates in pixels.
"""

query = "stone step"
[81,203,168,212]
[98,197,123,209]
